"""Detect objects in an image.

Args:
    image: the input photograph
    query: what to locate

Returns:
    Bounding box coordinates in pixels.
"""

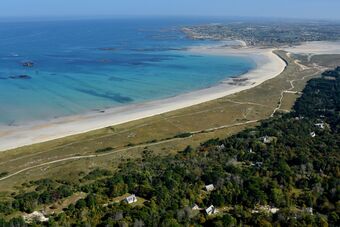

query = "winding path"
[0,137,183,181]
[271,69,322,117]
[0,118,262,182]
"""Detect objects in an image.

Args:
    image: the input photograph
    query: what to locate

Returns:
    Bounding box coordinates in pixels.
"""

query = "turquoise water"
[0,18,255,126]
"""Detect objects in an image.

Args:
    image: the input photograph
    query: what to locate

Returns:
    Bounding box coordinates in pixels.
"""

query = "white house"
[315,123,325,129]
[252,205,279,214]
[205,205,218,215]
[248,148,255,153]
[23,211,49,223]
[269,207,280,214]
[191,204,200,210]
[217,144,226,151]
[260,136,272,144]
[255,162,263,167]
[205,184,215,192]
[125,194,137,204]
[304,207,313,215]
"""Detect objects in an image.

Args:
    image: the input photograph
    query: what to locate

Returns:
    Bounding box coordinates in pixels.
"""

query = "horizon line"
[0,14,339,23]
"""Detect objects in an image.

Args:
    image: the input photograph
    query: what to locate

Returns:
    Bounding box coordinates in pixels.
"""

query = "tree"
[85,194,97,209]
[75,199,87,209]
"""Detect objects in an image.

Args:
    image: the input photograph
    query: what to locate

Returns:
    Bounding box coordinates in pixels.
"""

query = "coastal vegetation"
[0,64,339,226]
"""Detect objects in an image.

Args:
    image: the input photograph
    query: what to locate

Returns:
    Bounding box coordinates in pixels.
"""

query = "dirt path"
[0,118,262,182]
[270,61,323,117]
[0,137,183,181]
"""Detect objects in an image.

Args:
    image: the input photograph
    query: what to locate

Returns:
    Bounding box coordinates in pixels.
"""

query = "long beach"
[0,45,288,151]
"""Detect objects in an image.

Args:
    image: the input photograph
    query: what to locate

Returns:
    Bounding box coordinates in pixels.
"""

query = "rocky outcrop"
[22,61,34,67]
[9,75,32,80]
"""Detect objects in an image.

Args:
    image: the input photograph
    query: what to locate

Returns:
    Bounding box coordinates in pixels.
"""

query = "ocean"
[0,17,255,126]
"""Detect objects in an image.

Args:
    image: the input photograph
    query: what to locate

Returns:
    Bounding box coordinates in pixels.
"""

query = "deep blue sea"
[0,18,255,126]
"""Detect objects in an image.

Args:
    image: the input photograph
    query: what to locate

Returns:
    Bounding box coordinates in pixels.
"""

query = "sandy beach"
[0,44,287,151]
[285,41,340,55]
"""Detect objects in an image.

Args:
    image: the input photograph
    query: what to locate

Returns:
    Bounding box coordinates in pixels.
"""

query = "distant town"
[182,21,340,47]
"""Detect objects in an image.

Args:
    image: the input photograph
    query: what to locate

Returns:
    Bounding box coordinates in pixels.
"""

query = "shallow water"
[0,18,255,126]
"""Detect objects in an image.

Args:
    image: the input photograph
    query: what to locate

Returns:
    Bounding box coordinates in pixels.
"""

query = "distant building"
[310,132,316,138]
[191,204,200,210]
[205,205,218,215]
[304,207,313,215]
[217,144,226,151]
[255,162,263,167]
[248,148,255,153]
[205,184,215,192]
[295,116,305,120]
[315,123,325,129]
[270,207,280,214]
[23,211,49,224]
[252,205,279,214]
[260,136,272,144]
[124,194,137,204]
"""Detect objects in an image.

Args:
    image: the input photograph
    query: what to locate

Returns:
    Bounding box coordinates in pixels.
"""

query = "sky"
[1,0,340,20]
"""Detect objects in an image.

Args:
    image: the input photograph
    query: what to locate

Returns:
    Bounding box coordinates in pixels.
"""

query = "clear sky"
[2,0,340,20]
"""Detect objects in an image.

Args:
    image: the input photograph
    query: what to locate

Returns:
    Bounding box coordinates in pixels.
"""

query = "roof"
[260,136,273,144]
[205,184,215,191]
[23,211,49,223]
[205,205,217,215]
[191,204,200,210]
[125,194,137,204]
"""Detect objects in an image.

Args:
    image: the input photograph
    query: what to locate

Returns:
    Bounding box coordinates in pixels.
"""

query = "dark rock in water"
[98,47,117,51]
[108,76,126,82]
[97,59,112,63]
[75,88,133,103]
[22,61,34,67]
[233,77,249,82]
[9,75,32,80]
[132,47,187,52]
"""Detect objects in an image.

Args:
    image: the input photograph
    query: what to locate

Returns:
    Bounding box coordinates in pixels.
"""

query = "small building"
[23,211,49,223]
[269,207,280,214]
[260,136,272,144]
[295,116,305,120]
[205,205,218,215]
[124,194,137,204]
[252,205,279,214]
[315,123,325,129]
[191,204,200,210]
[255,162,263,167]
[217,144,226,151]
[205,184,215,192]
[310,132,316,138]
[304,207,313,215]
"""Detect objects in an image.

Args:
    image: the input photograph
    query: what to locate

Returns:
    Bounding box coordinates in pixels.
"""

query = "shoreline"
[0,45,287,151]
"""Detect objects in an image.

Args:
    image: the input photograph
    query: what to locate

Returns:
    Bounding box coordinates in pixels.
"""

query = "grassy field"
[296,54,340,69]
[0,51,336,197]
